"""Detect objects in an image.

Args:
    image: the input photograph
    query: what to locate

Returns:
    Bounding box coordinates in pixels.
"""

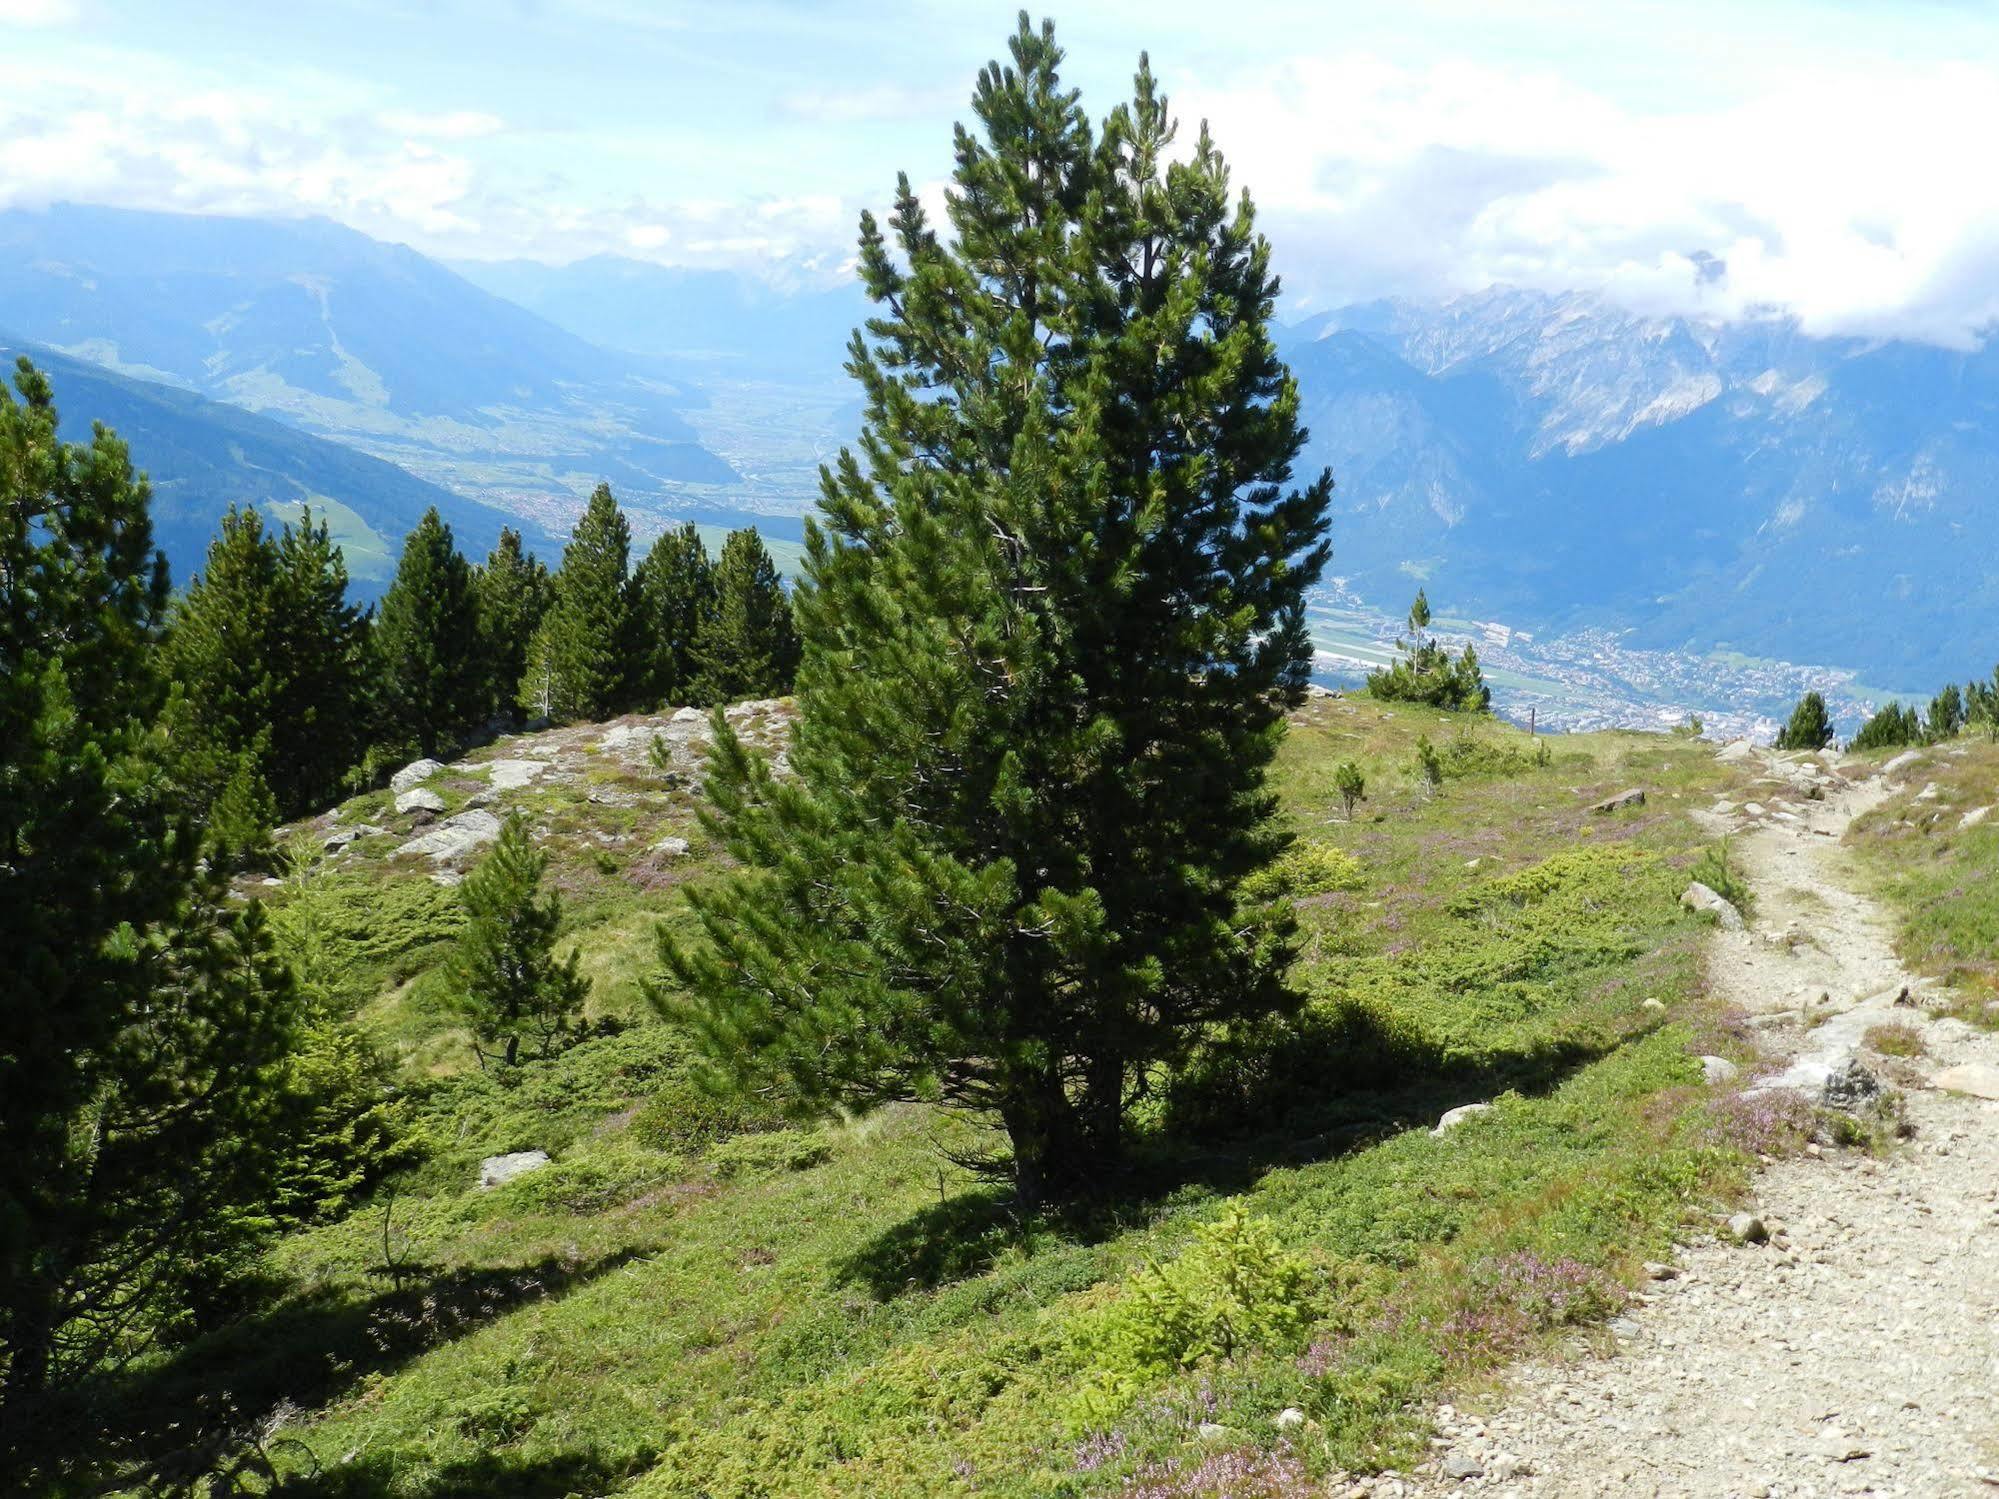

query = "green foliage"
[627,1074,785,1152]
[1333,758,1366,819]
[1242,840,1365,901]
[453,813,590,1066]
[1774,690,1834,751]
[1430,728,1550,782]
[1689,838,1753,916]
[371,506,485,757]
[474,527,553,720]
[1075,1205,1318,1422]
[207,746,279,869]
[521,483,633,723]
[1671,714,1705,738]
[630,522,715,710]
[662,19,1331,1204]
[1852,700,1923,751]
[270,1017,412,1225]
[708,1128,833,1180]
[1929,682,1966,741]
[0,359,302,1470]
[1415,734,1443,789]
[1367,591,1491,712]
[695,527,799,703]
[162,503,368,817]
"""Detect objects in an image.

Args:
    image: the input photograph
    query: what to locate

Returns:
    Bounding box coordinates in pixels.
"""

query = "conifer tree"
[1333,759,1366,820]
[475,527,553,718]
[658,19,1332,1204]
[163,505,366,819]
[520,483,632,723]
[1927,682,1965,742]
[1774,690,1835,751]
[453,814,589,1066]
[695,527,798,703]
[1408,588,1431,650]
[630,522,714,709]
[1,361,298,1469]
[371,507,483,757]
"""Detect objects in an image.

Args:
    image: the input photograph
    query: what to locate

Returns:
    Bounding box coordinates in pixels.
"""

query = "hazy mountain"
[0,205,736,531]
[0,335,540,593]
[454,256,868,379]
[1282,289,1999,689]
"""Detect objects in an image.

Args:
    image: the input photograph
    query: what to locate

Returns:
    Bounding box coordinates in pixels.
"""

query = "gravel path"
[1376,746,1999,1498]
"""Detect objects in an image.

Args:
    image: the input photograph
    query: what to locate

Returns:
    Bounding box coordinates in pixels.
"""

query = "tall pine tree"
[371,507,483,757]
[658,19,1331,1204]
[474,527,552,719]
[270,512,368,810]
[1,361,299,1477]
[695,527,798,703]
[519,483,632,723]
[629,522,714,709]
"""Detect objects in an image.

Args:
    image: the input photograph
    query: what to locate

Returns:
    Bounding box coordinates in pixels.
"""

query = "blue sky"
[6,0,1999,341]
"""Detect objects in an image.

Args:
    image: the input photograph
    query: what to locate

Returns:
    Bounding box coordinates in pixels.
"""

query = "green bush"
[629,1074,786,1152]
[1243,840,1365,901]
[1689,839,1753,916]
[708,1128,833,1179]
[492,1149,679,1215]
[1075,1205,1320,1423]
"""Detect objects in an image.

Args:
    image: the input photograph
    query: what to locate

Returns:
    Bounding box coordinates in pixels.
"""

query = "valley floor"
[1395,746,1999,1497]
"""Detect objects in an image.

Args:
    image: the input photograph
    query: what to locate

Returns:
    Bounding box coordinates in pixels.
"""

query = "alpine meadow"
[6,8,1999,1499]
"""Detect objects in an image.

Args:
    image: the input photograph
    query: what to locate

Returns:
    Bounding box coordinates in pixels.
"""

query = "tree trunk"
[999,1077,1079,1209]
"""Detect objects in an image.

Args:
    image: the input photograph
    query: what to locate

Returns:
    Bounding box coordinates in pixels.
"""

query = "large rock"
[479,1150,550,1189]
[1432,1102,1494,1137]
[1699,1055,1741,1086]
[485,758,550,791]
[1960,806,1993,831]
[1933,1062,1999,1101]
[1590,788,1647,814]
[323,822,387,850]
[394,787,446,815]
[1882,749,1924,775]
[389,757,446,793]
[1680,881,1744,930]
[397,808,503,866]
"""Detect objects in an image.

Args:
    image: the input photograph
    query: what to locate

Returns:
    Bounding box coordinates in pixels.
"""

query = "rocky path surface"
[1382,746,1999,1498]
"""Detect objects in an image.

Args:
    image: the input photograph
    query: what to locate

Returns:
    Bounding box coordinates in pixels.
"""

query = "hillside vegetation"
[66,694,1794,1497]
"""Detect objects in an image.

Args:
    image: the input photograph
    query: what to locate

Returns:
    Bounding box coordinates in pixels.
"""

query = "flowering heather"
[1072,1429,1128,1473]
[1694,1086,1816,1156]
[1124,1443,1316,1498]
[1433,1252,1622,1372]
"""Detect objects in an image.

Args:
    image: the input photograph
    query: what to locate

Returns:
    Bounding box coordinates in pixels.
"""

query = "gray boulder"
[479,1150,550,1189]
[397,809,503,867]
[1699,1055,1741,1086]
[485,759,549,791]
[1822,1057,1881,1111]
[651,835,690,858]
[389,757,446,793]
[1680,881,1744,930]
[1432,1102,1494,1137]
[394,787,447,815]
[1590,788,1646,814]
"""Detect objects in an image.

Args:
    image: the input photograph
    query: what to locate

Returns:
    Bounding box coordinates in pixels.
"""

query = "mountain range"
[5,203,1998,714]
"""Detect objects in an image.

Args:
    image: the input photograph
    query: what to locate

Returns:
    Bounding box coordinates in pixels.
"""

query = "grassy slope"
[1849,736,1999,1003]
[111,698,1779,1497]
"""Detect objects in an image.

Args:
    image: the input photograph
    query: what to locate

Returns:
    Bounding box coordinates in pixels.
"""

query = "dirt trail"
[1380,746,1999,1499]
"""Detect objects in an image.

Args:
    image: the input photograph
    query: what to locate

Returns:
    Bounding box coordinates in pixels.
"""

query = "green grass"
[1850,736,1999,1001]
[79,699,1785,1497]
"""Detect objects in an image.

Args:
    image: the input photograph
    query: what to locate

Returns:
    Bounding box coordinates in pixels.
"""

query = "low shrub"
[708,1128,833,1179]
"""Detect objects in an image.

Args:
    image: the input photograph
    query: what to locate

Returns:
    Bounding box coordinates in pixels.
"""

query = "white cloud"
[379,109,505,141]
[0,0,78,26]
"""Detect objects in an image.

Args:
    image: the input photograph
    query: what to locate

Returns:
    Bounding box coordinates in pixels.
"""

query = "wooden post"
[1529,706,1537,737]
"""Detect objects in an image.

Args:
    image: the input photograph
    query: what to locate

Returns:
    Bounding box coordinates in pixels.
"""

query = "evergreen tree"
[474,527,553,719]
[1366,590,1490,711]
[371,507,483,757]
[1,361,298,1472]
[657,20,1331,1205]
[453,813,589,1066]
[520,484,632,723]
[1408,588,1431,649]
[1850,701,1922,752]
[630,522,714,709]
[1774,690,1835,751]
[1333,759,1366,820]
[695,527,798,703]
[1927,682,1965,742]
[162,505,366,819]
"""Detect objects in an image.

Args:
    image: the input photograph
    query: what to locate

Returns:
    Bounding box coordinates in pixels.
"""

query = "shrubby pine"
[1367,590,1491,711]
[1774,690,1835,751]
[454,813,589,1066]
[660,18,1331,1204]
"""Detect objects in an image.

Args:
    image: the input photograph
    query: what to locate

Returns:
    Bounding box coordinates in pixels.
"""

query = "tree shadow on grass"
[21,1245,653,1498]
[835,999,1616,1301]
[270,1449,634,1498]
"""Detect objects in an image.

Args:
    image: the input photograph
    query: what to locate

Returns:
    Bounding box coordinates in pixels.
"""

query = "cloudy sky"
[5,0,1999,343]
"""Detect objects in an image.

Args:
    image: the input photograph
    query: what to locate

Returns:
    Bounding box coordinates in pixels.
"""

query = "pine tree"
[520,483,632,723]
[1851,700,1921,752]
[1927,682,1965,742]
[1408,588,1431,650]
[695,527,798,703]
[371,507,483,757]
[453,813,589,1066]
[1334,760,1366,820]
[630,522,714,709]
[162,505,366,819]
[1774,690,1835,751]
[1,361,299,1471]
[1366,590,1489,711]
[657,19,1332,1205]
[474,527,553,719]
